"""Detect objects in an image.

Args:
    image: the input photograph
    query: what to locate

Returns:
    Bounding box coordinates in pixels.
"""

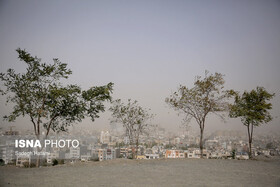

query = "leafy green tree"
[109,99,154,159]
[166,71,232,158]
[229,87,274,158]
[0,49,113,166]
[0,48,113,137]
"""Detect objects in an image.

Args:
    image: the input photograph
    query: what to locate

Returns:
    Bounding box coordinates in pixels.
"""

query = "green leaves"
[0,48,114,135]
[229,87,274,127]
[82,82,113,121]
[166,71,231,128]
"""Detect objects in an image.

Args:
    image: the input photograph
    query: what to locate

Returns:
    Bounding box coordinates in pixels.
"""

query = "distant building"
[2,145,16,164]
[165,150,185,158]
[16,154,31,167]
[173,137,181,145]
[236,152,249,160]
[80,154,91,162]
[100,131,111,144]
[98,148,119,161]
[209,150,231,159]
[145,154,159,159]
[136,155,146,159]
[120,147,131,158]
[123,136,129,145]
[4,130,19,136]
[205,139,218,149]
[187,148,209,159]
[68,147,80,159]
[136,154,159,159]
[47,152,59,164]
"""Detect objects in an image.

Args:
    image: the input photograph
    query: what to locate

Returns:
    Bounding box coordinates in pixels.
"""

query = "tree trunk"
[36,154,40,167]
[129,144,134,159]
[135,138,139,159]
[35,134,40,167]
[129,135,134,159]
[35,134,44,167]
[247,123,253,159]
[200,127,204,158]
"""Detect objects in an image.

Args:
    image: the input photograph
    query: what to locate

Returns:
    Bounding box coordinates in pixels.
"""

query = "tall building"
[98,148,119,161]
[68,147,80,159]
[100,131,111,144]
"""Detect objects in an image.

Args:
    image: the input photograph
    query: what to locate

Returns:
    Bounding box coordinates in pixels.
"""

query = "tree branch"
[30,115,37,136]
[46,114,58,138]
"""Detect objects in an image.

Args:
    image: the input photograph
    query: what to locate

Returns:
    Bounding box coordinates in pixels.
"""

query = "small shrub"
[42,162,48,167]
[42,159,48,166]
[231,149,236,159]
[118,155,123,158]
[23,162,29,168]
[0,159,4,166]
[58,159,64,165]
[52,159,58,166]
[7,159,16,165]
[91,157,99,162]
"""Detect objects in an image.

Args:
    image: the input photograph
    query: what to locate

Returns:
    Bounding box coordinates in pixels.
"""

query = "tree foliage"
[109,99,154,158]
[166,71,232,158]
[229,87,274,126]
[0,48,113,137]
[229,87,274,158]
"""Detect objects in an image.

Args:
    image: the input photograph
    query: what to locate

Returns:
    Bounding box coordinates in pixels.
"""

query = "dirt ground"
[1,158,280,187]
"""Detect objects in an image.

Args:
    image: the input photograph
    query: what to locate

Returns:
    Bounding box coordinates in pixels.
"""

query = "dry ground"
[1,158,280,186]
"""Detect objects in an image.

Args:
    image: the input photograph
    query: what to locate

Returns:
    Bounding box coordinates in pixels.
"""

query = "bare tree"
[109,99,154,159]
[166,71,233,158]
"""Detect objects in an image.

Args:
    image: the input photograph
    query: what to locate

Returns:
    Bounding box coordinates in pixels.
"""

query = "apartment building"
[165,150,185,158]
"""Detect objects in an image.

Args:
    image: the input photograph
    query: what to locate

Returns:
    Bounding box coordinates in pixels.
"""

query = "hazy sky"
[0,0,279,134]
